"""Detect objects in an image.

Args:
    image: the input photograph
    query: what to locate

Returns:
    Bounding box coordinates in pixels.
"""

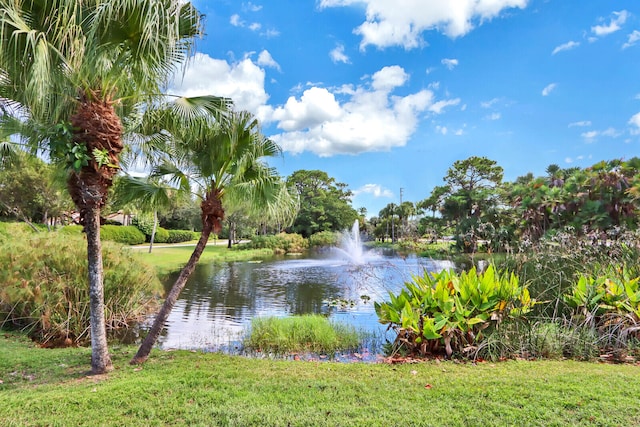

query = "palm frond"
[114,174,173,212]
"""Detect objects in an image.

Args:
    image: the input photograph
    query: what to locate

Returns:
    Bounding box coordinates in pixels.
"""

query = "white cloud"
[242,2,262,12]
[371,65,408,91]
[171,57,458,157]
[267,66,452,156]
[569,121,591,127]
[542,83,557,96]
[591,10,628,37]
[229,13,262,32]
[581,127,621,141]
[481,98,500,108]
[319,0,528,50]
[486,112,501,120]
[330,44,350,64]
[629,112,640,135]
[552,41,579,55]
[230,14,242,27]
[565,157,574,164]
[436,125,448,135]
[168,53,269,116]
[257,50,281,71]
[429,98,461,114]
[353,184,393,198]
[271,87,342,132]
[441,58,459,70]
[623,30,640,49]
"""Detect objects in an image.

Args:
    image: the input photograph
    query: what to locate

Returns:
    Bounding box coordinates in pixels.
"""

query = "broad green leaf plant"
[375,265,533,358]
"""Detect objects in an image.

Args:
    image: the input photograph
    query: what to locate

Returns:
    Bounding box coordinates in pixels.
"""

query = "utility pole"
[399,187,403,241]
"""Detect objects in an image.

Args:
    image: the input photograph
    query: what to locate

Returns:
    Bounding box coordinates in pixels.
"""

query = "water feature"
[154,223,455,356]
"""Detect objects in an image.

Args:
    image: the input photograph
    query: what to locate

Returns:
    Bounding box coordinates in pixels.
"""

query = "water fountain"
[332,220,368,264]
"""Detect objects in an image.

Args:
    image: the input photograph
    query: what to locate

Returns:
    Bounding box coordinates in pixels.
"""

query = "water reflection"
[153,253,454,351]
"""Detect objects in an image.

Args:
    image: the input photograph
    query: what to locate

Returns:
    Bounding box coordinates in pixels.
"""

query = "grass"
[131,244,275,274]
[1,331,640,426]
[245,315,361,355]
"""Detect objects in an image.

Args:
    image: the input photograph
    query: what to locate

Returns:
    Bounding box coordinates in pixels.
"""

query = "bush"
[375,265,533,358]
[166,229,198,243]
[244,233,307,254]
[308,231,338,248]
[244,315,360,355]
[100,225,146,245]
[152,226,170,244]
[0,234,162,345]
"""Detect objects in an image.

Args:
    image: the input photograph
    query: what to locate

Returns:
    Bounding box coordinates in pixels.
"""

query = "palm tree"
[0,0,208,374]
[131,110,298,364]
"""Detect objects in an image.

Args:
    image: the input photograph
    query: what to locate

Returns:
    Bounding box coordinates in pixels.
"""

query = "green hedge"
[166,229,198,243]
[100,225,146,245]
[152,226,170,243]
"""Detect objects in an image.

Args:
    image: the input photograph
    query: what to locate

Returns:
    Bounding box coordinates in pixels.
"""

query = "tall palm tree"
[0,0,210,373]
[131,110,298,364]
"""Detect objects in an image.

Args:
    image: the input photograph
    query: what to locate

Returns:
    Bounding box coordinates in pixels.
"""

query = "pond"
[151,248,456,355]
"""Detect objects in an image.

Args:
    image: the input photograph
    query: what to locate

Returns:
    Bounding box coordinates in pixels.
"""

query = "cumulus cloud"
[330,44,350,63]
[168,53,270,117]
[257,50,281,71]
[591,10,628,37]
[552,41,580,55]
[170,57,458,157]
[542,83,557,96]
[623,30,640,49]
[267,66,452,156]
[630,112,640,135]
[441,58,459,70]
[569,121,592,127]
[353,184,393,198]
[318,0,529,50]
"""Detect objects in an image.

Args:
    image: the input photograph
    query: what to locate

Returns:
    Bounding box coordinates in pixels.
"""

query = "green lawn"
[130,244,274,274]
[1,332,639,427]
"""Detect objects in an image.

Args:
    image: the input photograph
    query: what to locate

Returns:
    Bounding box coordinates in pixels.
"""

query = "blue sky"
[169,0,640,218]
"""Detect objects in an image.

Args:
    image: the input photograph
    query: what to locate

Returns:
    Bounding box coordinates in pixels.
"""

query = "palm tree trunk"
[149,210,158,253]
[84,204,113,373]
[131,220,214,364]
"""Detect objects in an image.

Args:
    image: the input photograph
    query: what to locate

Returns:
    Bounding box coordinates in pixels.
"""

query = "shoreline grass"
[245,315,360,355]
[1,332,639,426]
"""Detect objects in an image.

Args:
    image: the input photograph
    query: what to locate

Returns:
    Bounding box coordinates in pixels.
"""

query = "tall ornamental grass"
[0,233,162,345]
[245,315,360,355]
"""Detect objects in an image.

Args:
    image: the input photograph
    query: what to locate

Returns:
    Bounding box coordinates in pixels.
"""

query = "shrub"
[244,315,360,355]
[0,234,161,345]
[152,226,170,244]
[166,229,198,243]
[375,265,533,358]
[244,233,307,254]
[308,231,338,248]
[100,225,146,245]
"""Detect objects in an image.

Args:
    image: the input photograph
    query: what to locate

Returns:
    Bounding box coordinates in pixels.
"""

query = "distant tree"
[439,156,504,252]
[286,170,358,237]
[0,153,72,227]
